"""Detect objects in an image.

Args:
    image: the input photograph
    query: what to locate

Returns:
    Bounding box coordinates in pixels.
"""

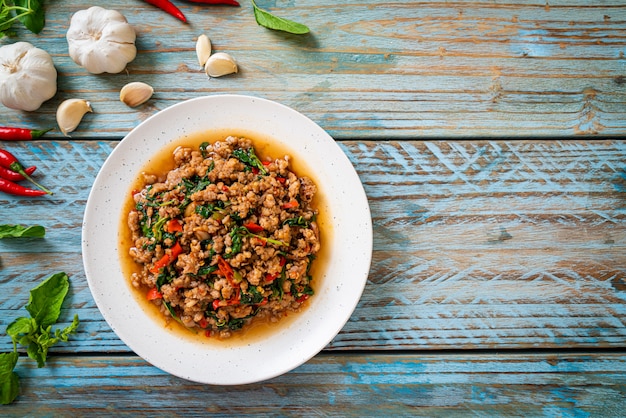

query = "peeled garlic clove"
[204,52,238,78]
[56,99,93,137]
[196,34,212,67]
[120,82,154,107]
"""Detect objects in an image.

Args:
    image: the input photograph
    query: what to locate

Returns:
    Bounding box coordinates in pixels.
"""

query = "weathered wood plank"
[3,352,626,416]
[1,1,625,138]
[0,140,624,353]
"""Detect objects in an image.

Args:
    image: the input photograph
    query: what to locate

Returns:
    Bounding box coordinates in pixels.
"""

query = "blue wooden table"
[1,1,625,415]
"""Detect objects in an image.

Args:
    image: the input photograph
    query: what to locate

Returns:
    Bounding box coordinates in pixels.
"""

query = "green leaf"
[27,340,45,368]
[0,351,19,405]
[0,224,45,239]
[14,0,45,34]
[0,1,15,38]
[25,272,69,328]
[56,315,80,342]
[232,147,268,175]
[6,317,34,339]
[251,0,309,35]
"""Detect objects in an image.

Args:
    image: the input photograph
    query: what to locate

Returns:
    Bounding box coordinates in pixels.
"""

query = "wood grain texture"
[0,1,625,138]
[0,139,624,353]
[3,352,626,416]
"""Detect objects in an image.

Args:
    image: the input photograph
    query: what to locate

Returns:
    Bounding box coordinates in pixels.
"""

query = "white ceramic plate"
[82,95,372,385]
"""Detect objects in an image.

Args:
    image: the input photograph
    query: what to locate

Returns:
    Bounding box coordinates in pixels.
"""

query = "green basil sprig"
[251,0,309,34]
[0,224,45,239]
[0,0,46,38]
[0,273,80,405]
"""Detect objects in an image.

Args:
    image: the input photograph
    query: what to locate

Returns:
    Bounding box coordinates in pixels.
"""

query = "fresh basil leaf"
[56,315,80,343]
[0,2,16,38]
[6,317,35,339]
[14,0,45,34]
[25,272,69,329]
[252,0,309,35]
[0,224,45,239]
[27,339,45,368]
[0,352,19,405]
[232,147,268,175]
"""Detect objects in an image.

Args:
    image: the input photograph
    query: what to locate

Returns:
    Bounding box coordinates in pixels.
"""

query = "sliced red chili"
[281,199,299,209]
[166,218,183,233]
[243,222,264,233]
[216,255,237,287]
[150,241,183,273]
[226,289,241,306]
[146,288,163,300]
[296,294,310,303]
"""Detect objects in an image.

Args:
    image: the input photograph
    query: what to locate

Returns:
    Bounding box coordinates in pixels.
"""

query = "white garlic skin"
[0,42,57,111]
[56,99,93,136]
[120,82,154,107]
[66,6,137,74]
[204,52,238,78]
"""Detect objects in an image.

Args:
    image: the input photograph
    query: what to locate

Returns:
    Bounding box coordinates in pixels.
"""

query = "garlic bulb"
[66,6,137,74]
[0,42,57,111]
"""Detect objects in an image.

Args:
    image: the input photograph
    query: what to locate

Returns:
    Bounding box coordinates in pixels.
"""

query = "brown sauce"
[118,129,331,346]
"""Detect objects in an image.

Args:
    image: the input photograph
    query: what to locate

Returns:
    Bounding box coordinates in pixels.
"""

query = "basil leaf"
[232,148,267,175]
[6,317,35,339]
[25,272,69,329]
[0,352,19,405]
[57,315,80,343]
[0,224,45,239]
[252,0,309,35]
[0,3,16,38]
[14,0,45,34]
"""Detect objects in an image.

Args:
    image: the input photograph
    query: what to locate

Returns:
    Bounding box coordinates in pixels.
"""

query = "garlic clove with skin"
[204,52,238,78]
[56,99,93,137]
[120,82,154,107]
[196,34,212,67]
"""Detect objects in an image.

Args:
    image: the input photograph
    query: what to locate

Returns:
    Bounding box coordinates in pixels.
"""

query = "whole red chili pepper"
[0,165,37,182]
[0,127,52,141]
[0,178,47,197]
[183,0,240,5]
[0,149,52,195]
[142,0,187,22]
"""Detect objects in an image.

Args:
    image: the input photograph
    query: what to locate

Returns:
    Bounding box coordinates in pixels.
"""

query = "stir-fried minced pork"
[126,136,320,338]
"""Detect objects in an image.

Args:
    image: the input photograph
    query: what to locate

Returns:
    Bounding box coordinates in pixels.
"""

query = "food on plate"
[125,136,321,338]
